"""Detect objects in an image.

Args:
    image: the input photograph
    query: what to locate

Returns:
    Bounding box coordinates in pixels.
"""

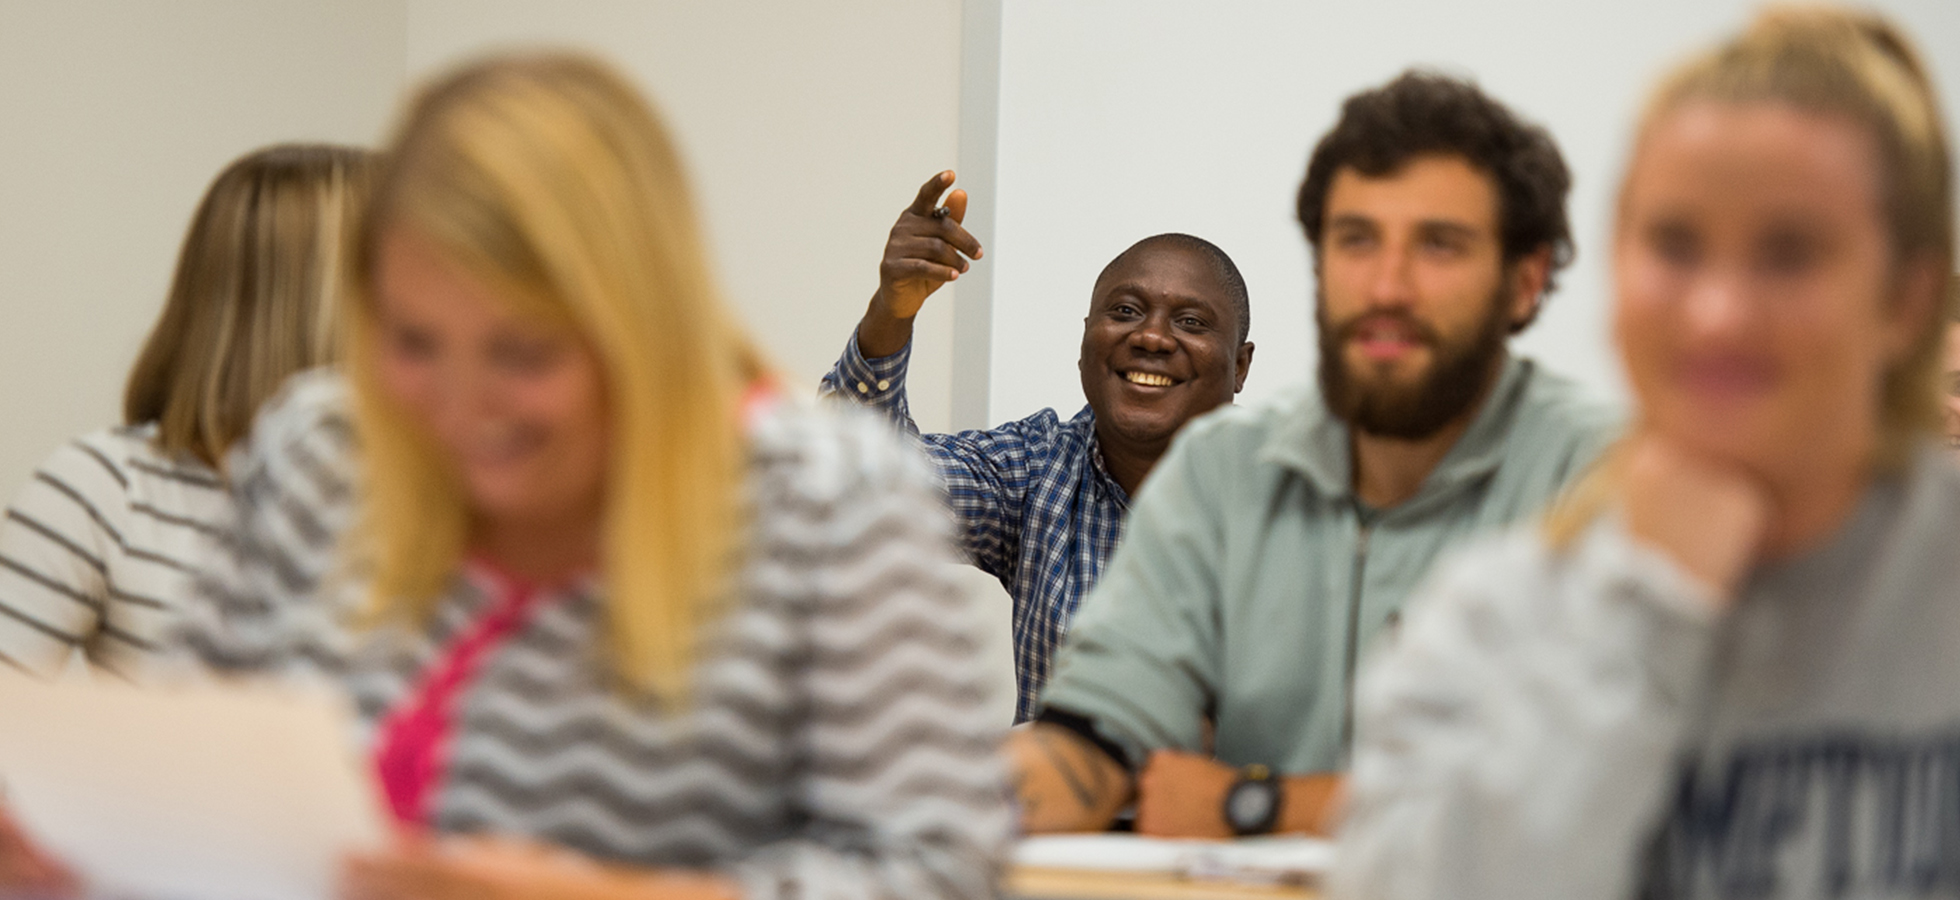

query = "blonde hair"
[347,53,767,701]
[124,144,377,468]
[1548,5,1955,546]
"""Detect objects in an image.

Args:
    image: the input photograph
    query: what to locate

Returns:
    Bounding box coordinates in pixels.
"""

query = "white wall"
[8,1,1959,495]
[979,0,1960,425]
[0,1,964,500]
[0,1,407,498]
[402,0,963,432]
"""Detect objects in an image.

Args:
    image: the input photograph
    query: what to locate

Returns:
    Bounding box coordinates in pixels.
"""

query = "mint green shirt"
[1037,355,1619,774]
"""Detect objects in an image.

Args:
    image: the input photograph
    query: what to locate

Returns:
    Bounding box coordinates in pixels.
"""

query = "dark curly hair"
[1297,70,1573,331]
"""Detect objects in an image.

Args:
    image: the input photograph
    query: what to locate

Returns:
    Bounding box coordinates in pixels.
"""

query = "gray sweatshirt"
[1334,445,1960,900]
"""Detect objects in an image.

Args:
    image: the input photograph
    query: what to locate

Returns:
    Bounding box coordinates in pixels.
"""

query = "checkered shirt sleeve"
[821,335,1129,720]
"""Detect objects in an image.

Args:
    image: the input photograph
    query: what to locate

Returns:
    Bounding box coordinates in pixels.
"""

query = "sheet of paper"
[1012,833,1336,881]
[0,676,389,900]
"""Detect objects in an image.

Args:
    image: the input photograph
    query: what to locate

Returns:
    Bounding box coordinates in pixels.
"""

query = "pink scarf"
[371,379,780,826]
[371,563,547,826]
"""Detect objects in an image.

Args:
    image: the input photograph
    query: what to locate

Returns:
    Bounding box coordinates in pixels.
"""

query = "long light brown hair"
[1547,5,1955,547]
[124,144,378,469]
[346,53,767,701]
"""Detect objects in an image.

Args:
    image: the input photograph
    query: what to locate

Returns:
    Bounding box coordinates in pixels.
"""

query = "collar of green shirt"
[1258,354,1534,515]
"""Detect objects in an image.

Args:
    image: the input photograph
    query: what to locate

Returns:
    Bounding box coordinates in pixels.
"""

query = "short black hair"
[1297,70,1573,331]
[1096,232,1252,344]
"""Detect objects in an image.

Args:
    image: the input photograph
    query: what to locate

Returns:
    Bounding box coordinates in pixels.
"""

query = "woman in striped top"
[169,54,1005,900]
[0,144,376,679]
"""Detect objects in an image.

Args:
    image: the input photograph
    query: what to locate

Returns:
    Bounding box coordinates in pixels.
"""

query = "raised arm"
[855,170,983,360]
[819,171,984,431]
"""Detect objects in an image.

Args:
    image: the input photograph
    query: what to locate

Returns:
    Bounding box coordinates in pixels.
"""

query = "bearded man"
[1007,71,1619,838]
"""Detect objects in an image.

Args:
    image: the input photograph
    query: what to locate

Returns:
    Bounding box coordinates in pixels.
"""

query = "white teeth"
[1124,372,1174,387]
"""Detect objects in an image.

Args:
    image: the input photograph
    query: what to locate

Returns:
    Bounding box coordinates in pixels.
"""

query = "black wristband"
[1032,706,1135,773]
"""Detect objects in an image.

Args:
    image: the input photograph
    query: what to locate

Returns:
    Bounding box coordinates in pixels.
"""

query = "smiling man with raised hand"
[820,171,1254,722]
[1008,71,1619,839]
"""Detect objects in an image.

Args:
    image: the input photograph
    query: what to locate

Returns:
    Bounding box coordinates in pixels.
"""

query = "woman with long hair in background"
[0,143,375,680]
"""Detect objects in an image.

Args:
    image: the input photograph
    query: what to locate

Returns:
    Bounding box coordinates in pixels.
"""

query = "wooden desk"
[1007,866,1319,900]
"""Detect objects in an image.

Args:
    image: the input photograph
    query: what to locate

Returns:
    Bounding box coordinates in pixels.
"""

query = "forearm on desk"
[1007,723,1345,838]
[1135,750,1343,839]
[1277,773,1344,836]
[1008,724,1136,833]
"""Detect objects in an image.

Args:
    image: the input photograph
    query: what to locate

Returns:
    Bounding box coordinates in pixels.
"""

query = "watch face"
[1226,780,1277,832]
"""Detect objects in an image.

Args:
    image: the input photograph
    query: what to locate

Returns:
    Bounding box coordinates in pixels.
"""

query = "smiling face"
[1314,154,1540,439]
[370,228,611,534]
[1077,243,1251,456]
[1616,102,1912,481]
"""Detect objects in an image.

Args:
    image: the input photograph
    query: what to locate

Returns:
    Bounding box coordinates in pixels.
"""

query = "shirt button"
[857,381,870,394]
[876,379,891,391]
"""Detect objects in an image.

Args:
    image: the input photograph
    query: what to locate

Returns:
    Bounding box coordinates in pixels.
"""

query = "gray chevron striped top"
[177,370,1013,900]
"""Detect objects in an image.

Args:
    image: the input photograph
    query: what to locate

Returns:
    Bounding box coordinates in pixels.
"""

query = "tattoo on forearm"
[1085,740,1112,803]
[1034,731,1107,811]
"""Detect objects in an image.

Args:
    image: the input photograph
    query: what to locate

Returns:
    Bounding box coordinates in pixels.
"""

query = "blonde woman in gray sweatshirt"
[1335,8,1959,900]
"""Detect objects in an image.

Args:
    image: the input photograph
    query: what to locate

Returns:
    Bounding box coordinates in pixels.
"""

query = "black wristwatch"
[1222,763,1283,836]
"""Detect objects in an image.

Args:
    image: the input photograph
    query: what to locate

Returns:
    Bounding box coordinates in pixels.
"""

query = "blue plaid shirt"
[820,334,1128,721]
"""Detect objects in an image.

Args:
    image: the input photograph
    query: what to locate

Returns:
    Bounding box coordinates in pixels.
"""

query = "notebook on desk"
[0,676,389,900]
[1013,833,1335,884]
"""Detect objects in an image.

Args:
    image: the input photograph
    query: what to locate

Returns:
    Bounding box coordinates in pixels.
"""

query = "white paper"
[0,676,390,900]
[1012,833,1336,881]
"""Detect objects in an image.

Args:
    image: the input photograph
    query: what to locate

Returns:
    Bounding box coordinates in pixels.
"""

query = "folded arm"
[1336,436,1770,900]
[1332,526,1723,900]
[1006,722,1134,833]
[1133,750,1343,838]
[1007,722,1343,838]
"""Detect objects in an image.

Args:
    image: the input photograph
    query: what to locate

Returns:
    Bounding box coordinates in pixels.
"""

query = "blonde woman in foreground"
[1943,276,1959,457]
[0,144,374,680]
[1334,7,1955,900]
[1,53,1007,900]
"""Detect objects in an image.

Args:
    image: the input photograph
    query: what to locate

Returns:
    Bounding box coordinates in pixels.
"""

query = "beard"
[1316,283,1513,440]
